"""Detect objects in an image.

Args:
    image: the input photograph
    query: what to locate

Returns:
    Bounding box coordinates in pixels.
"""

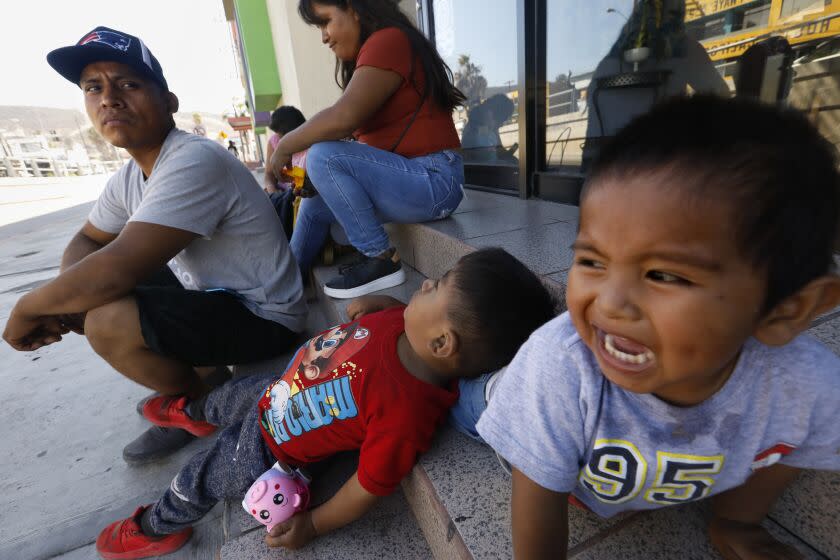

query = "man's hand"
[347,295,404,320]
[709,517,803,560]
[265,511,317,550]
[59,312,87,335]
[4,221,197,347]
[3,306,67,351]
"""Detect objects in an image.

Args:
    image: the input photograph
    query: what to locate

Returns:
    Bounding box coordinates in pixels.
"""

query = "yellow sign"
[703,11,840,60]
[686,0,756,22]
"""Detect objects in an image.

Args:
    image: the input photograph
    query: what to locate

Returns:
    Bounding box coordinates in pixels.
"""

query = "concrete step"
[220,453,432,560]
[308,189,838,559]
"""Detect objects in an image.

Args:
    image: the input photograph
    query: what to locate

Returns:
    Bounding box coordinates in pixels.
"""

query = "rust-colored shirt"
[354,27,461,158]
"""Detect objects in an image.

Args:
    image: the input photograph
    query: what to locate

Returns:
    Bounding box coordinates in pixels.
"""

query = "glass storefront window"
[545,0,634,171]
[546,0,733,172]
[427,0,840,198]
[544,0,840,174]
[433,0,519,168]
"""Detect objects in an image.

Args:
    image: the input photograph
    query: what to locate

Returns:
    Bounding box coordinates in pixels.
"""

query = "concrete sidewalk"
[0,201,226,559]
[0,175,110,227]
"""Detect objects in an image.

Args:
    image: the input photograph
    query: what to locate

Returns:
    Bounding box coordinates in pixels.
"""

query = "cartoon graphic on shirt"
[297,325,354,385]
[261,321,371,445]
[269,381,292,421]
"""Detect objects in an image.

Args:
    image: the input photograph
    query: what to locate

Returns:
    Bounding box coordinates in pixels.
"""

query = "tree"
[455,54,487,107]
[552,71,572,91]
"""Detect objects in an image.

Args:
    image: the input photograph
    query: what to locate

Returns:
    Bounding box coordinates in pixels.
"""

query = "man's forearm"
[19,251,138,318]
[61,231,104,273]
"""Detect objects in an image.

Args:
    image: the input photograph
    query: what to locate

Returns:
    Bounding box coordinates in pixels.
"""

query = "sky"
[433,0,634,88]
[1,0,242,114]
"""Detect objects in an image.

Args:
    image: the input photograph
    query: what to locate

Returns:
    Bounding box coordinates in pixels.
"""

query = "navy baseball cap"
[47,26,168,90]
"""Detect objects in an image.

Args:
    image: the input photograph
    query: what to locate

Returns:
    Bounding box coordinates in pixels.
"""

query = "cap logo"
[79,30,131,52]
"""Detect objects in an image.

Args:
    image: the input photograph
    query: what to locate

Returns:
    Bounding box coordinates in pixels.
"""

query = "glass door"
[432,0,520,191]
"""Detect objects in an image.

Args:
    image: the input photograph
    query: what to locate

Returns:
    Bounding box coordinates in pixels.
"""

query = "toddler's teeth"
[604,334,653,365]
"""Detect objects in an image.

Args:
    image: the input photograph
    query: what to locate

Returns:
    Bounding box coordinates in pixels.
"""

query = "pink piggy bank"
[242,462,311,531]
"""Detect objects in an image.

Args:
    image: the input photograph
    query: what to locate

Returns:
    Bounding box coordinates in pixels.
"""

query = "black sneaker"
[322,255,406,299]
[122,426,196,466]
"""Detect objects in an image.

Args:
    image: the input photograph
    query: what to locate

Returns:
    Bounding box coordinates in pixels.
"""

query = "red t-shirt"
[257,307,459,496]
[354,27,461,158]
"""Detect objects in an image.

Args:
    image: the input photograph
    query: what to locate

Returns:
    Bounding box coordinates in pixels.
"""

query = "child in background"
[264,106,306,193]
[472,96,840,559]
[95,248,556,559]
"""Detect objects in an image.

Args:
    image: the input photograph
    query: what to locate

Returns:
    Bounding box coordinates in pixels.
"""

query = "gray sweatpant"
[147,372,279,535]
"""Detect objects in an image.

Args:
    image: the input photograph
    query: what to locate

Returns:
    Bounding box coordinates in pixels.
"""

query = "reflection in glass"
[546,1,730,171]
[544,0,840,172]
[697,0,840,152]
[433,0,519,166]
[545,0,635,170]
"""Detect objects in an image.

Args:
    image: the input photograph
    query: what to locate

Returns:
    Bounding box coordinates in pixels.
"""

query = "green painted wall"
[234,0,282,112]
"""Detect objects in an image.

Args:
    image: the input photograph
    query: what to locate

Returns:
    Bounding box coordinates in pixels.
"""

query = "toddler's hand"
[265,511,317,550]
[347,295,402,320]
[709,517,803,559]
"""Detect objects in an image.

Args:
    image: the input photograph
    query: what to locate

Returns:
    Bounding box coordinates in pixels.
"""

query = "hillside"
[0,106,237,140]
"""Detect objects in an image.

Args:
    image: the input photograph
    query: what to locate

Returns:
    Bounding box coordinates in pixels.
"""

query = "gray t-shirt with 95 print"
[477,312,840,518]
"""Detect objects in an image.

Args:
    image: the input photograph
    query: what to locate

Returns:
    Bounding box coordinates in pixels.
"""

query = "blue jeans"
[448,372,494,442]
[291,141,465,273]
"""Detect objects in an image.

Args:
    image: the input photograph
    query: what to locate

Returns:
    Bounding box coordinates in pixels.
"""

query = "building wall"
[264,0,418,118]
[265,0,341,117]
[234,0,283,113]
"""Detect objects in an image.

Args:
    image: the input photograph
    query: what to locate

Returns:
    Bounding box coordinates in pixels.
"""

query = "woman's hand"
[269,148,293,180]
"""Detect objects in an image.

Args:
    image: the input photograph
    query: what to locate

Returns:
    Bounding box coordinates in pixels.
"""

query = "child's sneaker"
[96,505,192,559]
[141,396,217,437]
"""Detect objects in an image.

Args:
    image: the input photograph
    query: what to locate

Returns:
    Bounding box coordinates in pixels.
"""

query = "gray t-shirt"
[477,312,840,518]
[89,128,306,332]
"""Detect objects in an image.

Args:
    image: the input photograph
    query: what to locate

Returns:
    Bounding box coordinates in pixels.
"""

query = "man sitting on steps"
[2,26,306,464]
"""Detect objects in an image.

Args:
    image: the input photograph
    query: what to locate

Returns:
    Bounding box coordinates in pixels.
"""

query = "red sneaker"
[96,505,192,559]
[141,396,217,437]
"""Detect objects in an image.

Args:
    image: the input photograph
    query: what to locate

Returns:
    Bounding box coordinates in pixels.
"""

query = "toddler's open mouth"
[596,329,656,373]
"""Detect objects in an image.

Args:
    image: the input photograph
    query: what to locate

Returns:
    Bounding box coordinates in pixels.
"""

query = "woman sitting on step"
[269,0,466,299]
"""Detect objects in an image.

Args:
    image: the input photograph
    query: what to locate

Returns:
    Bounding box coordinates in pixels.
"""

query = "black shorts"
[134,268,299,366]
